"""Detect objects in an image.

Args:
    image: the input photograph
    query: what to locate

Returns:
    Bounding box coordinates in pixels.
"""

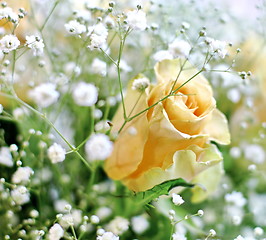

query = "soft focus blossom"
[12,167,34,184]
[0,34,20,53]
[91,58,107,76]
[172,193,185,206]
[131,215,149,234]
[172,232,187,240]
[0,147,13,167]
[168,39,191,58]
[48,223,64,240]
[72,82,98,106]
[25,35,45,56]
[126,10,147,31]
[132,77,150,91]
[97,231,119,240]
[106,216,129,235]
[85,134,113,161]
[29,83,60,108]
[225,191,247,207]
[47,143,66,164]
[153,50,174,62]
[11,186,30,205]
[65,20,86,35]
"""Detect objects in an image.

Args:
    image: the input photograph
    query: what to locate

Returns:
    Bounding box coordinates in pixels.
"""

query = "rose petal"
[203,109,231,145]
[105,76,150,180]
[124,143,223,192]
[191,162,224,203]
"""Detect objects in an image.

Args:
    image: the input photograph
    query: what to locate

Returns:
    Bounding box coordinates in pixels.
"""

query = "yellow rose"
[105,59,230,196]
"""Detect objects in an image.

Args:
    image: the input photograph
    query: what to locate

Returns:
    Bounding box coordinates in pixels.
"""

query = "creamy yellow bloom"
[105,59,230,196]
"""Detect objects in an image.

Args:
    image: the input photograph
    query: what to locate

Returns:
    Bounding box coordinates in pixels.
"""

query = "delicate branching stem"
[0,91,92,171]
[40,0,60,32]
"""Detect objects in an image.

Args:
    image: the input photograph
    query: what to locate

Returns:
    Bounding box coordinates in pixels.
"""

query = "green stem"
[40,0,60,32]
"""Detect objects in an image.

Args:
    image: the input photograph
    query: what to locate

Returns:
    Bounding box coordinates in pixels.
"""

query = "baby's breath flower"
[0,147,13,167]
[234,235,245,240]
[168,39,191,58]
[0,34,20,53]
[172,193,185,206]
[225,191,246,207]
[172,232,187,240]
[106,216,129,235]
[85,133,113,161]
[132,77,150,91]
[0,7,18,22]
[205,37,227,58]
[65,20,86,35]
[91,58,107,76]
[29,83,60,108]
[90,215,100,224]
[126,10,147,31]
[244,144,265,164]
[47,143,66,164]
[11,186,30,205]
[12,167,34,184]
[97,231,119,240]
[25,35,45,56]
[153,50,173,62]
[88,23,108,49]
[197,210,204,217]
[72,81,98,106]
[131,215,149,234]
[48,223,64,240]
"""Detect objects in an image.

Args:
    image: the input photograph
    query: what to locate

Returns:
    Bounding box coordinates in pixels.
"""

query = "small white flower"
[91,58,107,76]
[0,147,13,167]
[12,167,34,184]
[11,186,30,205]
[65,20,86,35]
[225,191,247,207]
[197,210,204,217]
[234,235,245,240]
[131,215,149,234]
[254,227,264,236]
[0,104,2,114]
[172,232,187,240]
[0,7,18,22]
[244,144,265,164]
[106,216,129,235]
[29,83,60,108]
[90,215,100,224]
[97,231,119,240]
[205,37,227,58]
[25,35,45,56]
[172,193,185,206]
[88,23,108,49]
[72,82,98,106]
[168,39,191,58]
[47,143,66,164]
[132,77,150,91]
[126,10,147,31]
[85,134,113,161]
[96,207,112,220]
[209,229,216,237]
[0,34,20,53]
[48,223,64,240]
[153,50,173,62]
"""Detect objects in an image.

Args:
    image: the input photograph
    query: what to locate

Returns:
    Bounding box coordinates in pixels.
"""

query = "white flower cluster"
[48,223,64,240]
[132,77,150,91]
[172,193,185,206]
[0,146,13,167]
[205,37,227,58]
[0,7,18,23]
[25,35,45,56]
[72,81,98,106]
[47,143,66,164]
[91,58,107,76]
[131,215,149,234]
[11,186,30,205]
[0,34,20,53]
[106,216,129,235]
[88,23,108,50]
[97,231,119,240]
[65,20,86,35]
[85,133,113,161]
[126,10,147,31]
[29,83,60,108]
[12,166,34,184]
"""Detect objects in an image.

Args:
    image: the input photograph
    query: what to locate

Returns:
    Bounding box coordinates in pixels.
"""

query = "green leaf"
[134,178,194,206]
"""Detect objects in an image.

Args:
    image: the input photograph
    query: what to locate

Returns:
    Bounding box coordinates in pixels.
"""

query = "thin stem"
[40,0,60,32]
[70,225,78,240]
